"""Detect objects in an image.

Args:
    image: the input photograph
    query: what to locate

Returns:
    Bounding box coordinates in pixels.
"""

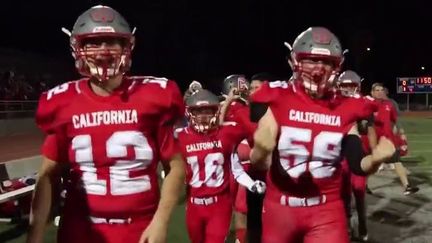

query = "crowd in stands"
[0,70,49,101]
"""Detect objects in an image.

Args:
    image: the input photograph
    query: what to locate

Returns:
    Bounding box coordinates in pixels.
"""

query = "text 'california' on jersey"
[35,76,185,218]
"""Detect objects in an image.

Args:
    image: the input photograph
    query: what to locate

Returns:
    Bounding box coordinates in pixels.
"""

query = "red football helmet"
[222,74,250,102]
[65,5,135,82]
[186,89,220,133]
[337,70,363,97]
[287,27,344,98]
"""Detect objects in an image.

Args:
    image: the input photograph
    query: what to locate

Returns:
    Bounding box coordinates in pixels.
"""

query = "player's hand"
[249,180,266,194]
[226,88,241,101]
[371,137,396,165]
[139,219,167,243]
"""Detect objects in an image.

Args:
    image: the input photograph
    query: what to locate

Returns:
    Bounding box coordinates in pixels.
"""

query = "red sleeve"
[236,140,251,161]
[376,103,395,141]
[41,134,68,162]
[35,82,74,134]
[355,96,379,121]
[236,106,256,146]
[225,103,256,146]
[157,81,185,162]
[35,92,56,134]
[389,103,398,123]
[249,81,281,104]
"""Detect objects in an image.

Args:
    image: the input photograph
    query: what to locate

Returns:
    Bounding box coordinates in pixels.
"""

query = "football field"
[0,115,431,243]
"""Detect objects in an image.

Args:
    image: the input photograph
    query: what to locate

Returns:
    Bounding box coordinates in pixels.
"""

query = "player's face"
[81,37,125,81]
[372,86,386,100]
[299,58,335,98]
[188,106,219,132]
[338,83,359,96]
[250,80,263,95]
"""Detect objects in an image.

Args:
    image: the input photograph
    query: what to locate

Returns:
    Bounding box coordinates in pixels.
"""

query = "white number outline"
[269,81,289,89]
[143,77,168,89]
[71,131,153,196]
[278,126,343,179]
[186,152,225,188]
[47,83,70,100]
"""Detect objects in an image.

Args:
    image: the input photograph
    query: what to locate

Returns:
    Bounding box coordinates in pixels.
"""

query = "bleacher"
[0,100,38,119]
[0,102,41,223]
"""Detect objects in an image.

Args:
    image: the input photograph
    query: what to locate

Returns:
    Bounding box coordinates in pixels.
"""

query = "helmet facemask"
[292,54,341,98]
[71,34,134,82]
[186,105,220,133]
[338,82,360,97]
[336,70,362,97]
[286,27,344,99]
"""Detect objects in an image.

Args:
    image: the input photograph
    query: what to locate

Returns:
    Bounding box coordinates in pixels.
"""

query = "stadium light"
[421,66,425,70]
[366,47,371,51]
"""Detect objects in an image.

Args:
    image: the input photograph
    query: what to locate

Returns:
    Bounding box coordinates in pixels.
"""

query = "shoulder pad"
[44,79,83,102]
[138,76,170,89]
[250,81,283,104]
[36,79,84,133]
[134,77,185,122]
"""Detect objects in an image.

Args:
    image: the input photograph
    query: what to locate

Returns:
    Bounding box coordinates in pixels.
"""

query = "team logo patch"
[90,8,115,23]
[312,28,332,44]
[237,77,248,90]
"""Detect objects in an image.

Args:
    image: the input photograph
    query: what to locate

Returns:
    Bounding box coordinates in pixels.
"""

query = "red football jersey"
[176,123,246,198]
[224,100,256,145]
[374,99,397,143]
[36,76,184,218]
[250,81,376,199]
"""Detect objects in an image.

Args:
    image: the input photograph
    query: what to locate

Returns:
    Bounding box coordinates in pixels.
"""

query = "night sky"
[0,0,431,96]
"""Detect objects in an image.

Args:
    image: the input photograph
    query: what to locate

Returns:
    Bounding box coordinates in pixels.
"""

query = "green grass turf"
[1,116,431,242]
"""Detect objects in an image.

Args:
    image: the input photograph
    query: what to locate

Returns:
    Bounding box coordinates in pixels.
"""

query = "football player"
[177,89,265,243]
[371,83,419,195]
[337,70,376,241]
[383,87,409,157]
[219,74,253,135]
[219,74,268,243]
[27,5,185,243]
[249,27,396,243]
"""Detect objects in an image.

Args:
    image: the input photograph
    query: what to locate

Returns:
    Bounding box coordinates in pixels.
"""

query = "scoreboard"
[397,77,432,93]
